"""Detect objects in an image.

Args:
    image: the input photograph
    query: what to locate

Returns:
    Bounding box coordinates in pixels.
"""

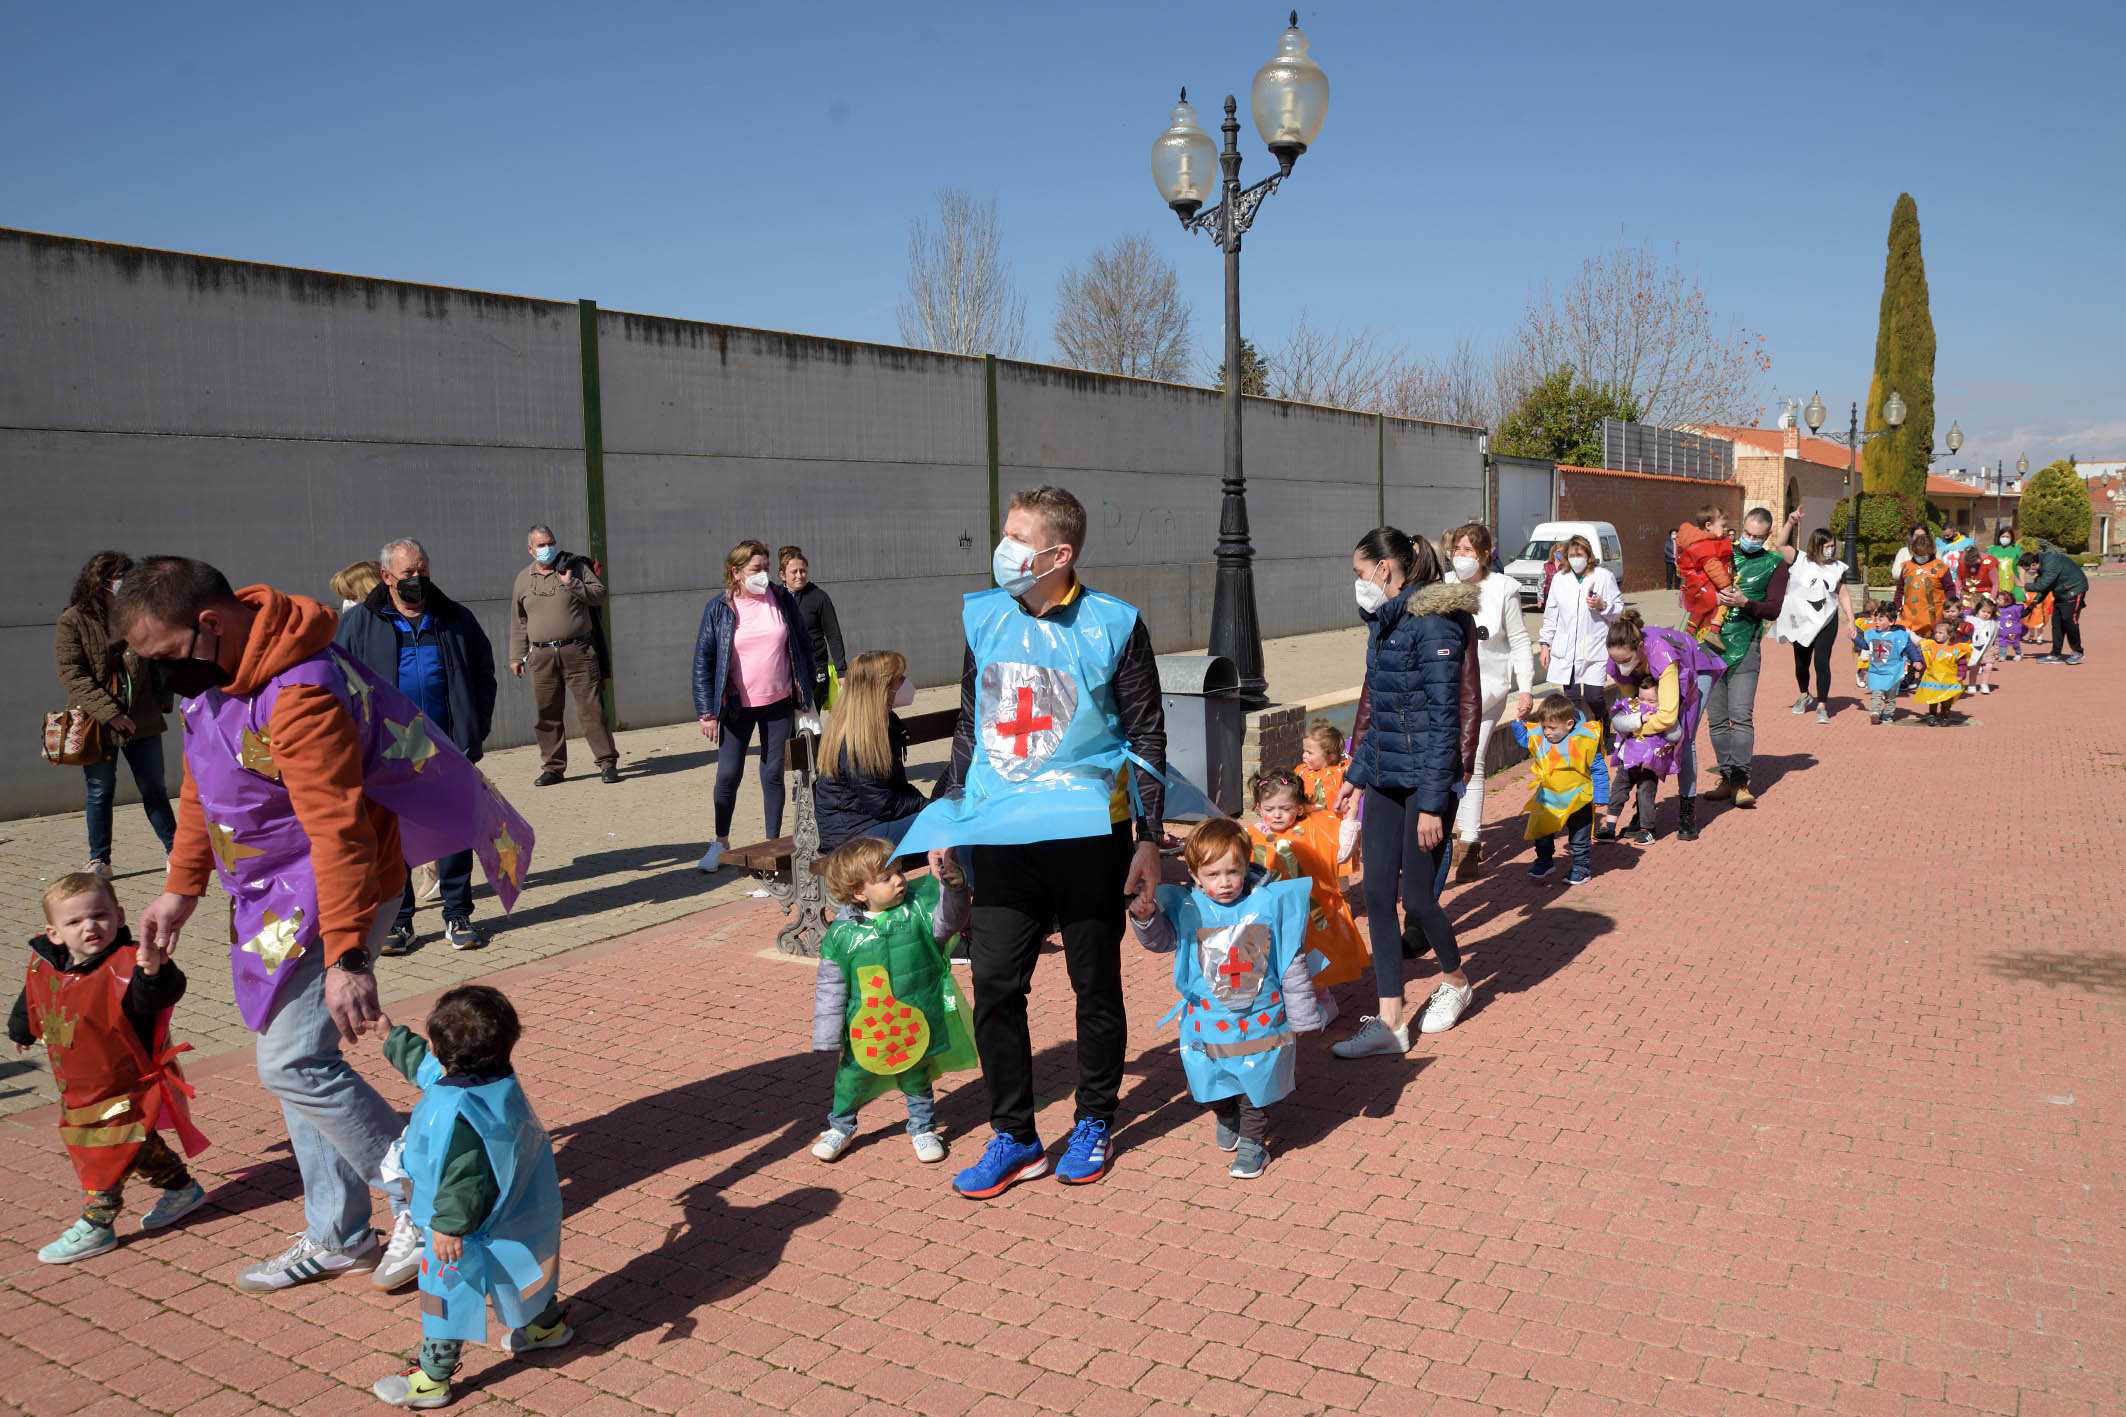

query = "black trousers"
[713,697,795,838]
[2053,592,2084,656]
[1360,786,1459,999]
[968,823,1132,1142]
[1793,619,1837,700]
[1211,1097,1269,1144]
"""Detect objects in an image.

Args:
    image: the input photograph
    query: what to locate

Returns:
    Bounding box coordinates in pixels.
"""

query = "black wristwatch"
[334,948,373,974]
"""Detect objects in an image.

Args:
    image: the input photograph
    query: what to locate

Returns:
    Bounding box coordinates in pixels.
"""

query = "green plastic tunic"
[820,875,977,1115]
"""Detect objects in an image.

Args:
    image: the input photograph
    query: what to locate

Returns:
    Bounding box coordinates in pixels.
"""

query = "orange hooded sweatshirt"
[164,586,406,964]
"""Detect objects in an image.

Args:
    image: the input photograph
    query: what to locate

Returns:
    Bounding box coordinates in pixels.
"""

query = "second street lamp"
[1152,11,1329,710]
[1805,388,1906,585]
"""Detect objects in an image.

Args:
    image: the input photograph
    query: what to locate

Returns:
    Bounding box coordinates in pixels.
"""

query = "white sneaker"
[235,1231,379,1293]
[1790,695,1812,714]
[697,843,724,874]
[911,1131,947,1163]
[811,1129,852,1162]
[371,1211,423,1292]
[1331,1015,1410,1059]
[1418,979,1475,1034]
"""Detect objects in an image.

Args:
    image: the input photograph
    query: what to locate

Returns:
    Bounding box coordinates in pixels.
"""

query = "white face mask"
[1568,555,1589,575]
[1354,576,1389,614]
[892,678,914,708]
[992,537,1059,596]
[1450,555,1480,581]
[742,571,770,595]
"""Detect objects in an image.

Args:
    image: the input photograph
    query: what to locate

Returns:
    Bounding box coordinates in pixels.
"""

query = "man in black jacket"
[334,538,498,953]
[2020,548,2089,664]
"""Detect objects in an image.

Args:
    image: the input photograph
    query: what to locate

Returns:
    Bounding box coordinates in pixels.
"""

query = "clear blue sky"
[6,0,2121,474]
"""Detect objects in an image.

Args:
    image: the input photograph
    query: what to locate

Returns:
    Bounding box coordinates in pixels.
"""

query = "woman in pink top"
[691,539,818,872]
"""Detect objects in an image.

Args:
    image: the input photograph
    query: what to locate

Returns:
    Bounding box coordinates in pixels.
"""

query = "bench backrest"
[785,706,961,773]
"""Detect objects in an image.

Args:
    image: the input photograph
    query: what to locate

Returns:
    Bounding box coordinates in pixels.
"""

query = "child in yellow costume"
[1246,769,1366,990]
[1505,693,1608,886]
[1913,620,1972,726]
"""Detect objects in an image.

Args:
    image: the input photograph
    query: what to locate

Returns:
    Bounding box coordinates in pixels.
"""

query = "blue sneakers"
[952,1132,1048,1199]
[1055,1118,1112,1186]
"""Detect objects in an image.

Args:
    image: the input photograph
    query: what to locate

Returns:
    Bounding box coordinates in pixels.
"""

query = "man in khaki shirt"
[509,524,620,785]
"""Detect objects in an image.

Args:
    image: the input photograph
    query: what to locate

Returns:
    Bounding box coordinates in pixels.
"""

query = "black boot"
[1676,795,1699,841]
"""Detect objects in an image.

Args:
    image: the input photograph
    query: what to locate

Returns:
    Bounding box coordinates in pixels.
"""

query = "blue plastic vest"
[403,1056,563,1343]
[897,587,1143,855]
[1154,878,1313,1107]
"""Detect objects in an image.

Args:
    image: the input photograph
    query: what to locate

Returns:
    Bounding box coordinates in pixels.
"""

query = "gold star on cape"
[384,715,438,773]
[493,825,522,888]
[333,651,375,725]
[46,1003,78,1050]
[241,909,306,975]
[206,821,264,874]
[237,727,280,780]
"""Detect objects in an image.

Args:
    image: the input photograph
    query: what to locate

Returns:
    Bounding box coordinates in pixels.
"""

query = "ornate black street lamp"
[1804,389,1905,584]
[1152,12,1329,709]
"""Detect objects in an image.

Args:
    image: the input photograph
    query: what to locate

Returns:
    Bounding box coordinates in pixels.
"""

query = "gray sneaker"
[1815,704,1831,724]
[1790,695,1812,714]
[1331,1015,1410,1059]
[371,1210,423,1292]
[235,1231,379,1293]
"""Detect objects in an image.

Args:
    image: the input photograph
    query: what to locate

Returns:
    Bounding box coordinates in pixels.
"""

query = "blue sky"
[6,0,2121,473]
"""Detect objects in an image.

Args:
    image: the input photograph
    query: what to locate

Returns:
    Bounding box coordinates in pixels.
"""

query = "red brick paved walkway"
[4,597,2122,1416]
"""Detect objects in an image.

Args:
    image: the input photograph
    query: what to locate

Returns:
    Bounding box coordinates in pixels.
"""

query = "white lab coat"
[1538,566,1623,687]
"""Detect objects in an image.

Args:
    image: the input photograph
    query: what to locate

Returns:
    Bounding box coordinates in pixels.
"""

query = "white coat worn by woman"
[1444,524,1535,882]
[1537,534,1623,731]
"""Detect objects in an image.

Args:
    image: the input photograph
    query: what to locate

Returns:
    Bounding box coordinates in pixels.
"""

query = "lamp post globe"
[2017,453,2028,476]
[1151,90,1219,221]
[1947,420,1963,455]
[1804,391,1826,434]
[1883,390,1906,428]
[1251,11,1329,171]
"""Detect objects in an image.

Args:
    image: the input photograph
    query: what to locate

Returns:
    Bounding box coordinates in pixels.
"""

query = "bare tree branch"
[1052,235,1192,381]
[896,189,1027,358]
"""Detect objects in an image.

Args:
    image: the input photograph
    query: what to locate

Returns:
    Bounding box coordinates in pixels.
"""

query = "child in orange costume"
[1674,508,1735,647]
[1295,719,1360,873]
[1246,770,1366,990]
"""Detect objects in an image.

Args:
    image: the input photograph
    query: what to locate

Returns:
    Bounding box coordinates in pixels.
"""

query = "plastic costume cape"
[1984,544,2025,603]
[1716,546,1783,668]
[820,875,977,1115]
[1248,814,1367,988]
[179,647,537,1030]
[1606,627,1721,781]
[1856,626,1920,692]
[20,944,208,1192]
[1897,558,1956,633]
[1513,715,1604,838]
[1608,696,1683,778]
[1914,641,1971,705]
[897,587,1214,856]
[1151,878,1314,1107]
[1996,601,2026,646]
[404,1053,563,1344]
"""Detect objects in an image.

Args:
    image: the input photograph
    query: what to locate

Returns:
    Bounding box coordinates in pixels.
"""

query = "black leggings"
[2054,593,2085,656]
[1360,785,1459,999]
[713,697,795,839]
[1794,619,1837,699]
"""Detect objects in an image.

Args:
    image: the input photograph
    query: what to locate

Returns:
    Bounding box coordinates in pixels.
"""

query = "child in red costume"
[1674,507,1735,646]
[10,873,207,1264]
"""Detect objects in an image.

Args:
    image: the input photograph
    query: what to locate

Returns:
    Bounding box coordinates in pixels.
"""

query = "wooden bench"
[729,706,962,956]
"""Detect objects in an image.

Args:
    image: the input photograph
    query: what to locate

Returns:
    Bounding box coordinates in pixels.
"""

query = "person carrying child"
[1674,506,1736,646]
[1246,769,1366,989]
[1965,596,2000,695]
[370,986,568,1409]
[1913,619,1973,725]
[1506,693,1608,885]
[10,872,208,1265]
[1853,601,1922,725]
[809,836,976,1165]
[1603,611,1725,843]
[1128,818,1329,1180]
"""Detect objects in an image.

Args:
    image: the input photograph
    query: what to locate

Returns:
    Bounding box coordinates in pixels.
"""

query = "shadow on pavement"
[1982,951,2126,997]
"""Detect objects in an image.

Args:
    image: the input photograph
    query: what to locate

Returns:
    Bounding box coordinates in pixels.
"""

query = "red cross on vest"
[1217,951,1254,992]
[995,686,1054,758]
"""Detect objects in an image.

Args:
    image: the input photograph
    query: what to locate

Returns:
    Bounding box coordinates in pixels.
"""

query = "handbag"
[43,661,129,767]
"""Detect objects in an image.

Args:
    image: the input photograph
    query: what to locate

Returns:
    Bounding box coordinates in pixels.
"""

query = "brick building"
[2091,474,2124,555]
[1554,465,1742,592]
[1687,422,1851,537]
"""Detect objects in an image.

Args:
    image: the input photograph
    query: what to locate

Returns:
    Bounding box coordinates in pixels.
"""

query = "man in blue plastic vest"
[915,486,1167,1198]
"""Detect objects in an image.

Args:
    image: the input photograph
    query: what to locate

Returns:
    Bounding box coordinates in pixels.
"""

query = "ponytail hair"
[1354,527,1443,588]
[1605,608,1649,655]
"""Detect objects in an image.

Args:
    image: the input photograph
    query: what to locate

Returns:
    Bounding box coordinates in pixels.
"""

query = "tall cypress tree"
[1862,194,1936,500]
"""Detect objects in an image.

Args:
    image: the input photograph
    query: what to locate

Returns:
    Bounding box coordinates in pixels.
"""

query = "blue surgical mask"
[533,544,559,566]
[1736,535,1764,554]
[992,537,1059,597]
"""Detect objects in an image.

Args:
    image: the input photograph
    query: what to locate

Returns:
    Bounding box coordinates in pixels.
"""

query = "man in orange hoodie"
[117,558,423,1296]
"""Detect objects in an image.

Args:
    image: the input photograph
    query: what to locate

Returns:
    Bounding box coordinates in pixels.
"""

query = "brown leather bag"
[43,665,128,766]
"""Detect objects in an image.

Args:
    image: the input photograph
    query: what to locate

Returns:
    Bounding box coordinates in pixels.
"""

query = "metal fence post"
[578,298,618,729]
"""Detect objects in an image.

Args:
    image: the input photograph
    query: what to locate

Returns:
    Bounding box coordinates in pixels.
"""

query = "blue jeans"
[254,911,407,1249]
[828,1081,937,1138]
[1677,671,1715,794]
[83,737,177,864]
[1533,804,1594,875]
[394,850,473,929]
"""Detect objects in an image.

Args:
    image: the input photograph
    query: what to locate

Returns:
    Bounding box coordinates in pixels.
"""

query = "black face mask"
[160,625,231,698]
[395,574,429,608]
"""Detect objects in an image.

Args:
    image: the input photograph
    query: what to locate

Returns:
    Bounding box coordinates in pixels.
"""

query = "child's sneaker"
[1565,868,1593,887]
[911,1131,947,1164]
[953,1131,1048,1198]
[1229,1139,1267,1180]
[372,1370,452,1408]
[810,1129,853,1162]
[1055,1118,1113,1185]
[38,1217,117,1265]
[141,1180,206,1231]
[1527,858,1557,880]
[1213,1113,1240,1152]
[502,1315,574,1354]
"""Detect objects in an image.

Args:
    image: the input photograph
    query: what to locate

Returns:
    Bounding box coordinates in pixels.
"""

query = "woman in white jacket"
[1445,524,1535,881]
[1538,533,1623,738]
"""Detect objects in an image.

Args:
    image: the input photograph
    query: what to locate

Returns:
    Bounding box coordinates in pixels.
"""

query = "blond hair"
[1008,485,1088,554]
[42,871,116,921]
[820,650,906,781]
[1304,717,1345,762]
[823,837,894,906]
[723,539,770,593]
[330,560,381,604]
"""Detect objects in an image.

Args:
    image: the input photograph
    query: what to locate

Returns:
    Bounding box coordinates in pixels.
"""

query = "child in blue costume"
[1506,693,1609,886]
[1128,818,1331,1180]
[809,836,976,1166]
[371,986,566,1409]
[1853,601,1922,725]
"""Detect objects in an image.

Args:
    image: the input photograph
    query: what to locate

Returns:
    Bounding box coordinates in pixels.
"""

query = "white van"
[1503,521,1625,607]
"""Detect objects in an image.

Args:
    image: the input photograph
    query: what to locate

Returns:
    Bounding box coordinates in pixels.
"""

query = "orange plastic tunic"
[1249,811,1368,989]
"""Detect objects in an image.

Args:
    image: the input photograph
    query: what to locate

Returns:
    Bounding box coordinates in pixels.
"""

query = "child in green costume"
[810,837,975,1164]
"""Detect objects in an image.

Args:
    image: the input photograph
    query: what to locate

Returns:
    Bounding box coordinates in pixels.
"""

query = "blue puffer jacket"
[691,585,818,720]
[1348,578,1483,816]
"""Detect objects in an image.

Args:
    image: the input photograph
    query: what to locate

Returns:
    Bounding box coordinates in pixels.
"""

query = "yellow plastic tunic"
[1914,641,1971,706]
[1514,718,1604,840]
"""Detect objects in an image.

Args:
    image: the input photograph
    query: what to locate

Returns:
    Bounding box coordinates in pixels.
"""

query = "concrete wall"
[1556,465,1741,593]
[0,228,1484,819]
[1494,455,1557,561]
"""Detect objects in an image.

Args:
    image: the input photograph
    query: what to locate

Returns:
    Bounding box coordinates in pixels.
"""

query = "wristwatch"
[333,947,373,974]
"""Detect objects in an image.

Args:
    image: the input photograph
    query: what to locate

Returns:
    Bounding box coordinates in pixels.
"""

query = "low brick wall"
[1557,465,1743,592]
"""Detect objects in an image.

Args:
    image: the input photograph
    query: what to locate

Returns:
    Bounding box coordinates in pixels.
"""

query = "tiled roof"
[1691,424,1855,469]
